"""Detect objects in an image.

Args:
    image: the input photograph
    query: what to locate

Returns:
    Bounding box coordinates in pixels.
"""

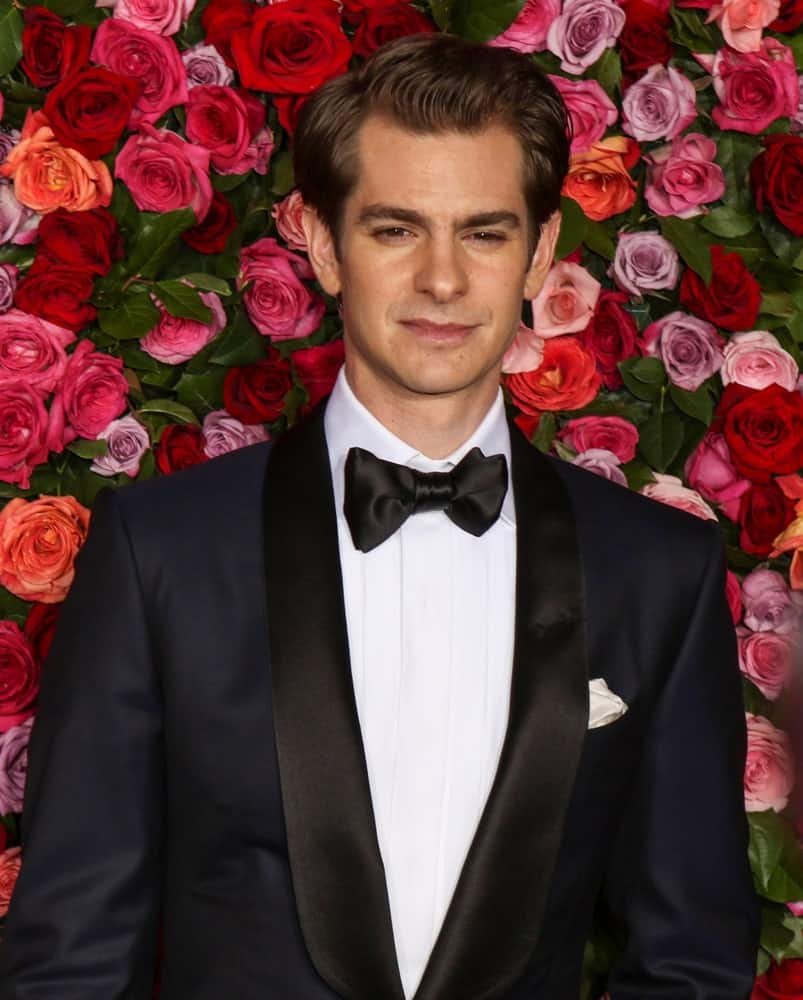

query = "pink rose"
[532,260,601,338]
[182,42,234,88]
[742,568,802,634]
[186,85,274,176]
[548,76,618,153]
[645,133,726,219]
[0,718,32,815]
[201,409,269,458]
[641,310,725,391]
[726,569,742,624]
[140,290,226,363]
[611,230,680,297]
[115,124,212,222]
[501,322,545,374]
[744,713,795,812]
[707,0,780,53]
[271,190,308,252]
[721,330,798,392]
[0,309,75,393]
[238,237,326,341]
[640,473,718,520]
[547,0,626,74]
[91,414,151,477]
[0,383,53,489]
[0,181,38,246]
[710,39,798,134]
[47,340,129,448]
[90,19,188,128]
[488,0,560,52]
[684,431,750,520]
[114,0,197,36]
[622,64,697,142]
[737,626,794,700]
[572,448,628,485]
[556,415,639,462]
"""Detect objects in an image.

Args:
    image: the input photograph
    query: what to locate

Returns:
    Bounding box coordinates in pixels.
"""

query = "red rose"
[185,85,262,174]
[352,3,436,58]
[15,265,97,333]
[155,424,208,475]
[579,290,638,390]
[770,0,803,31]
[43,67,141,161]
[754,959,803,998]
[223,348,293,425]
[24,602,60,666]
[506,336,602,415]
[0,847,22,918]
[750,136,803,238]
[202,0,253,69]
[292,339,345,413]
[231,0,351,95]
[36,208,123,277]
[0,622,39,733]
[715,383,803,484]
[618,0,673,85]
[21,7,91,88]
[273,94,310,137]
[738,482,797,556]
[679,245,761,332]
[341,0,398,21]
[182,190,236,254]
[514,411,541,441]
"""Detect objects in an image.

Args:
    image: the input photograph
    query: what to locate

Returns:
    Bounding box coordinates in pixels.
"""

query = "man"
[0,32,759,1000]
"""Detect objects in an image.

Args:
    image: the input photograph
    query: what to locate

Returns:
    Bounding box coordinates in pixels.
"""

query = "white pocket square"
[588,677,628,729]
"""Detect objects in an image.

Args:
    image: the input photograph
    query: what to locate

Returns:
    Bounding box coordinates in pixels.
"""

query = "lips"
[400,319,477,340]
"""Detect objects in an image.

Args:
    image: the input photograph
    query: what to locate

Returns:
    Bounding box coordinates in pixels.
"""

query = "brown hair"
[292,32,571,258]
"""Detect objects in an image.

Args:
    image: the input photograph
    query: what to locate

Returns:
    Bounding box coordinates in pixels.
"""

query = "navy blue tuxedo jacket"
[0,403,759,998]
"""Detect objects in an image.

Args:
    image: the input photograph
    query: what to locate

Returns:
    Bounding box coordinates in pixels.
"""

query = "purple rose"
[572,448,627,485]
[0,181,38,246]
[742,568,803,635]
[0,266,18,314]
[202,409,269,459]
[0,718,32,815]
[488,0,560,52]
[641,310,725,391]
[645,133,726,219]
[0,128,20,166]
[622,64,697,142]
[182,42,234,88]
[548,76,617,153]
[91,414,151,477]
[611,231,679,297]
[546,0,626,75]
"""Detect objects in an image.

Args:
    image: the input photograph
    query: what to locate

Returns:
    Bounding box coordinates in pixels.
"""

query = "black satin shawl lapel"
[262,405,405,1000]
[413,422,589,1000]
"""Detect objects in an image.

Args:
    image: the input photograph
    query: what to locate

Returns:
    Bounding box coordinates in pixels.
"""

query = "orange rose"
[0,846,22,918]
[562,137,638,222]
[0,109,113,214]
[770,499,803,590]
[0,495,91,603]
[506,335,602,414]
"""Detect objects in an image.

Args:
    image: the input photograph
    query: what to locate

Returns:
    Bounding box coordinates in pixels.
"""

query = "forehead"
[347,116,526,218]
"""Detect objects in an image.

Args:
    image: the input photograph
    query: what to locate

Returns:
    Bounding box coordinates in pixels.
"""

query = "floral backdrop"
[0,0,801,993]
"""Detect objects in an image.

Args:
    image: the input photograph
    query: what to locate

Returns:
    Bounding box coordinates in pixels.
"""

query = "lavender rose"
[572,448,627,485]
[641,310,725,391]
[0,181,38,246]
[546,0,626,75]
[0,718,32,815]
[182,42,234,88]
[91,415,151,477]
[0,128,21,165]
[202,409,269,458]
[612,231,679,297]
[742,568,803,635]
[622,65,697,142]
[721,330,798,392]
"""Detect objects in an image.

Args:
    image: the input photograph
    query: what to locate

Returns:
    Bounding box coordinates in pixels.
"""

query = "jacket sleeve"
[601,521,761,998]
[0,488,163,999]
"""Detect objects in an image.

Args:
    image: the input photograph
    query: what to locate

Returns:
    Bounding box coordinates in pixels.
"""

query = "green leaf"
[669,384,713,424]
[583,220,616,261]
[620,369,663,401]
[700,206,756,239]
[449,0,525,41]
[98,292,161,340]
[555,197,588,260]
[429,0,453,29]
[669,5,719,53]
[153,280,215,323]
[182,273,232,295]
[658,217,713,283]
[761,904,796,964]
[717,133,762,214]
[585,47,622,99]
[622,459,655,492]
[621,356,667,385]
[760,292,795,319]
[269,150,295,197]
[750,811,803,904]
[0,0,23,75]
[211,171,251,193]
[210,309,266,367]
[759,212,803,267]
[532,411,556,454]
[110,182,139,237]
[175,368,226,414]
[125,208,197,281]
[67,439,109,460]
[138,398,199,424]
[638,409,684,472]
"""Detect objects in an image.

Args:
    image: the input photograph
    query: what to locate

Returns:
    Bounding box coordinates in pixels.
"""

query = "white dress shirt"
[324,369,517,999]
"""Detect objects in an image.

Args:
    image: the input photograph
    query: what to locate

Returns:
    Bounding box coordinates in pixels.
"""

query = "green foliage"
[448,0,525,40]
[0,0,23,76]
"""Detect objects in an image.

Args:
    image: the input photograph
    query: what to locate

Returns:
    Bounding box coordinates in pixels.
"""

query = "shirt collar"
[324,367,515,526]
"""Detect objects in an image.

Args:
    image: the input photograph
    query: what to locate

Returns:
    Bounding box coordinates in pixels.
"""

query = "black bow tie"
[343,445,508,553]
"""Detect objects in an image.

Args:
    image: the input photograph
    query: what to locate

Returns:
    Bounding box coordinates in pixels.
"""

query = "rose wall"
[0,0,801,992]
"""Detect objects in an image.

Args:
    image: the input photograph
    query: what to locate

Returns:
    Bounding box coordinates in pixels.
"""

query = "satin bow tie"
[343,445,508,553]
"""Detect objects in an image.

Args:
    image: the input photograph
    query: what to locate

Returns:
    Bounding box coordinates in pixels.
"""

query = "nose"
[413,233,468,303]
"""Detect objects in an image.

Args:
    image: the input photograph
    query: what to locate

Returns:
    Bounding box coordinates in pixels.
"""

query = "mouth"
[399,319,478,343]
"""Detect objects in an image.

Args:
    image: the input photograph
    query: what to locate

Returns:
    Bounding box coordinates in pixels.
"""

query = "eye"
[372,227,413,241]
[468,231,507,244]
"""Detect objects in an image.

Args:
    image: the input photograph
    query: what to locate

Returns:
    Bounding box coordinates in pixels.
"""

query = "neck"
[344,363,501,460]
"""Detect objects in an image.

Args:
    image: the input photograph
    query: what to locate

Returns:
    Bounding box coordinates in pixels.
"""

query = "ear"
[523,210,561,301]
[300,205,342,297]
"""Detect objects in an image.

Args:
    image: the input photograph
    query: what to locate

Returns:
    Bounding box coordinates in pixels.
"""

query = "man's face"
[302,116,560,405]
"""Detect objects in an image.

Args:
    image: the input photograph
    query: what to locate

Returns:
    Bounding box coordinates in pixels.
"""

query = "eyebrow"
[355,204,522,231]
